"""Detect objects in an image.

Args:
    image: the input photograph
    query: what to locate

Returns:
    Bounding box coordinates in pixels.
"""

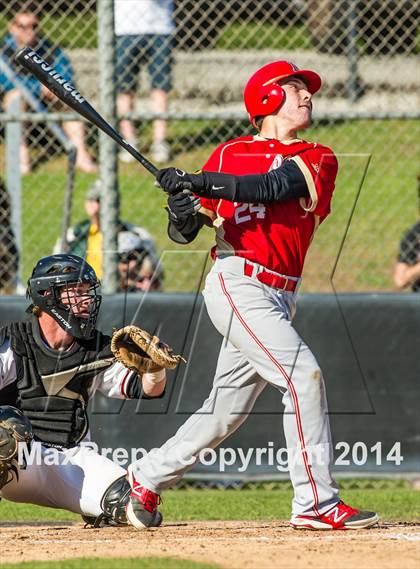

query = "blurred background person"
[393,176,420,292]
[0,8,96,174]
[118,231,163,292]
[114,0,175,164]
[0,178,18,294]
[54,180,160,280]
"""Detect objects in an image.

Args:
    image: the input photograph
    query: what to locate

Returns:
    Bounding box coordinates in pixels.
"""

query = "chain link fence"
[174,477,417,490]
[0,0,418,293]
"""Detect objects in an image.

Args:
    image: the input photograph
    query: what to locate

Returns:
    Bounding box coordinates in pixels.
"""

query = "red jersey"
[200,136,338,278]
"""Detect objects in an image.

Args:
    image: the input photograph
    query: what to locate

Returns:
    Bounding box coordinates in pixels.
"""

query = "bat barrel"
[14,46,159,178]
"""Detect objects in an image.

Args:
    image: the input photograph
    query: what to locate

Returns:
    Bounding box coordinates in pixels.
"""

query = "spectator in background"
[114,0,175,164]
[54,180,160,281]
[0,178,18,294]
[393,176,420,292]
[0,8,96,174]
[118,231,163,292]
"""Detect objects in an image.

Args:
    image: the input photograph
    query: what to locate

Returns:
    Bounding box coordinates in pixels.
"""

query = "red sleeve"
[202,146,223,172]
[290,145,338,220]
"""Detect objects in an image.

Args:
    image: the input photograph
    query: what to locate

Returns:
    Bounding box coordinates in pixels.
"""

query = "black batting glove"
[166,190,201,223]
[157,168,206,196]
[157,167,238,200]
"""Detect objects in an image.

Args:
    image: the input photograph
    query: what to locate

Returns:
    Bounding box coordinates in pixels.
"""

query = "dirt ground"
[1,520,419,569]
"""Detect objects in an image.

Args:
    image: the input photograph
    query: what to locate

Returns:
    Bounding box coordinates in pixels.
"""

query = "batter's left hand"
[156,167,206,195]
[166,191,201,222]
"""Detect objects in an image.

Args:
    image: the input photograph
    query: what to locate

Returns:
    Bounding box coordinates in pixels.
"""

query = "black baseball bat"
[14,46,158,177]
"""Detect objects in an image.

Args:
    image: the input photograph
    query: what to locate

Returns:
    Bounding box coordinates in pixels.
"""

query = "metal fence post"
[347,0,360,102]
[5,94,22,289]
[97,0,119,292]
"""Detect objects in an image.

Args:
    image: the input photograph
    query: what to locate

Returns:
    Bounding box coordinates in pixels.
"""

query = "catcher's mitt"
[0,406,33,490]
[111,325,185,374]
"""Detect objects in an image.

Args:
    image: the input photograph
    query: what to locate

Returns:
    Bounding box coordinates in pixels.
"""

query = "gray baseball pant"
[132,256,339,515]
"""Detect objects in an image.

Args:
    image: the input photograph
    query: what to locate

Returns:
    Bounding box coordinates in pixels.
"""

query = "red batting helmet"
[243,60,322,126]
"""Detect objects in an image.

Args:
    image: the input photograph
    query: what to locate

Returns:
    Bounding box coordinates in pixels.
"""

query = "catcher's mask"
[26,254,101,339]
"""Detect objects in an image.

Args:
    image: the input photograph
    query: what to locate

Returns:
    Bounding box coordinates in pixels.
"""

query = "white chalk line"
[386,533,420,542]
[30,539,114,544]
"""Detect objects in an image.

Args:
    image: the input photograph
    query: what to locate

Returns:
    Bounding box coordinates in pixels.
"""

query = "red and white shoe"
[126,467,162,529]
[290,501,379,530]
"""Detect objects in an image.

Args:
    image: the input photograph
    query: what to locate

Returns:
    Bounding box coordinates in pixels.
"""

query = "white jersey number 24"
[234,203,266,224]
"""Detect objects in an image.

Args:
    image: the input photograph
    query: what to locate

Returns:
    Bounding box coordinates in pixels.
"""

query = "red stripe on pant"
[218,273,320,516]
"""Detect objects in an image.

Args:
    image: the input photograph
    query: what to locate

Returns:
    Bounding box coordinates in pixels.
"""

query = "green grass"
[162,487,420,522]
[0,500,78,521]
[215,23,311,50]
[300,118,420,291]
[1,486,419,523]
[0,557,221,569]
[215,20,420,54]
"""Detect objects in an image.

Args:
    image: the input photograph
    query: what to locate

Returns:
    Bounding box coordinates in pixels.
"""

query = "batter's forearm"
[188,161,309,203]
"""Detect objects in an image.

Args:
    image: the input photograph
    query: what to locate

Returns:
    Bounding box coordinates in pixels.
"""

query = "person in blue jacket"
[0,9,96,174]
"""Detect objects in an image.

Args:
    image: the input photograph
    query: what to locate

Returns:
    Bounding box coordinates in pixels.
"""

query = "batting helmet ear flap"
[248,81,285,127]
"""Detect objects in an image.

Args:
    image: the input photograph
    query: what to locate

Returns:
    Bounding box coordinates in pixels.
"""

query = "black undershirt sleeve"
[200,160,309,203]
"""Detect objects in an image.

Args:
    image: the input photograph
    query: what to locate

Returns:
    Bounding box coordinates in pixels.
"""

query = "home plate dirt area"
[1,520,419,568]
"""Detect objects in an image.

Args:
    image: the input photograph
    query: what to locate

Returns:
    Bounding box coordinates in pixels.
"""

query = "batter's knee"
[284,362,325,405]
[300,364,325,407]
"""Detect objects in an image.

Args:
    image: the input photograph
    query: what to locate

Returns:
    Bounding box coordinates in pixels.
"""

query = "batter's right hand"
[157,167,204,195]
[166,191,201,222]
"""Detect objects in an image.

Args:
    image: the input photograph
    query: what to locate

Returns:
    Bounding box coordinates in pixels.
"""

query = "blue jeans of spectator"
[116,34,173,93]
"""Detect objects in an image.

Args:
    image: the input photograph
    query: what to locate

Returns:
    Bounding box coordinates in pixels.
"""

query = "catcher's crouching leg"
[82,475,131,528]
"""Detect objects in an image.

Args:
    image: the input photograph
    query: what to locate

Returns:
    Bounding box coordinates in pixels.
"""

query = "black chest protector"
[3,318,114,448]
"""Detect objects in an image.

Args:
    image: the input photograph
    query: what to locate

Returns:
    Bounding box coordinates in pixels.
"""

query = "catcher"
[0,253,182,527]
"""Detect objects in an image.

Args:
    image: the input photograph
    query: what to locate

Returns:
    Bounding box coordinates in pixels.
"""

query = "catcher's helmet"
[27,254,101,339]
[243,60,322,127]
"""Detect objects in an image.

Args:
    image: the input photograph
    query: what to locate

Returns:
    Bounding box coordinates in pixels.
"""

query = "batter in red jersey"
[125,61,379,531]
[199,136,337,279]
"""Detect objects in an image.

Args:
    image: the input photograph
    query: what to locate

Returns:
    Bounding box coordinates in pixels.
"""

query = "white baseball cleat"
[290,501,379,530]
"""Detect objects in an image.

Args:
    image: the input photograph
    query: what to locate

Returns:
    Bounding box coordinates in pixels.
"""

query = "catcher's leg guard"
[82,475,131,527]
